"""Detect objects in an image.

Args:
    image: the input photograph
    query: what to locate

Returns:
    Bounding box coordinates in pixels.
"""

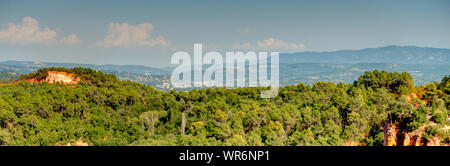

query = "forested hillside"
[0,68,448,146]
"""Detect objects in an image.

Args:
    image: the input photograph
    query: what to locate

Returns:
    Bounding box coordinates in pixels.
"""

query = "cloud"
[0,17,57,44]
[60,34,82,44]
[257,38,306,50]
[0,16,82,45]
[95,22,170,48]
[232,38,306,52]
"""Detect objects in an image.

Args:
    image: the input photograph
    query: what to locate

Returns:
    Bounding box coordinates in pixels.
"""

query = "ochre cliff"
[384,123,443,146]
[384,122,399,146]
[43,71,79,84]
[63,139,89,146]
[402,93,427,106]
[18,71,79,85]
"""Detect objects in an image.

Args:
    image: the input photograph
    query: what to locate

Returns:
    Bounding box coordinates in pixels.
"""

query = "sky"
[0,0,449,67]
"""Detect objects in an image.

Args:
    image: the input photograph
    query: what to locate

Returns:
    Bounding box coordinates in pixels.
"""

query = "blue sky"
[0,0,449,67]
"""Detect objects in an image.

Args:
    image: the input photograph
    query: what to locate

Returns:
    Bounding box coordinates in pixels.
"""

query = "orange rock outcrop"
[43,71,79,85]
[384,123,443,146]
[15,71,79,85]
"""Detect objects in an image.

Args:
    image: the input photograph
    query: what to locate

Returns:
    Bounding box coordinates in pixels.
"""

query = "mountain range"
[280,45,450,64]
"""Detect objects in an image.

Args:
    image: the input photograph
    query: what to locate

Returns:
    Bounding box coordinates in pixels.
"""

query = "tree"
[261,121,287,146]
[140,111,159,136]
[180,103,192,135]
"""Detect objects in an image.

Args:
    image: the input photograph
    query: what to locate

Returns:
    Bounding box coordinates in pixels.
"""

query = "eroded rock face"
[43,71,79,84]
[426,137,441,146]
[384,123,442,146]
[402,133,424,146]
[384,122,398,146]
[16,71,80,85]
[64,139,89,146]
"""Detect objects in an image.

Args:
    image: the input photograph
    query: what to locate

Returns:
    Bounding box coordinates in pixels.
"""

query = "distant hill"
[15,67,120,87]
[0,61,170,75]
[0,61,172,89]
[280,45,450,64]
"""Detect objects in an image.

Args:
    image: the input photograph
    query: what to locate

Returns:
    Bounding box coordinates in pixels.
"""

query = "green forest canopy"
[0,68,449,146]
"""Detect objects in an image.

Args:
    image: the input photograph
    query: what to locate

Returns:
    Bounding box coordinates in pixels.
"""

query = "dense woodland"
[0,67,449,146]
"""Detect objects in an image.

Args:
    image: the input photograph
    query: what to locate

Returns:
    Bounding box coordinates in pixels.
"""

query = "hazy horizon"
[0,45,447,68]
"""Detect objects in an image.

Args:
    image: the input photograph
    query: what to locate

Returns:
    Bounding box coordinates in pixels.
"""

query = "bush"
[0,129,11,145]
[431,110,446,124]
[423,126,438,139]
[406,121,421,132]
